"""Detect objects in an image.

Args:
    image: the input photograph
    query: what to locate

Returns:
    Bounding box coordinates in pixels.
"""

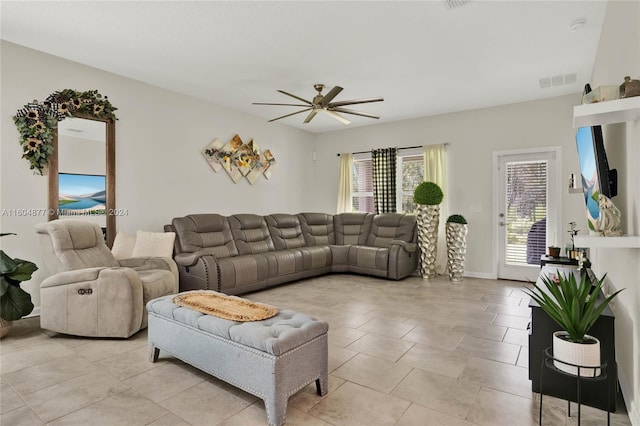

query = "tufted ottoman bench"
[146,292,329,426]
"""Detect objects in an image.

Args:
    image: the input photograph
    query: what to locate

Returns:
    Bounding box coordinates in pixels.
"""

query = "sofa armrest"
[39,267,144,338]
[41,267,116,288]
[119,257,178,285]
[388,241,419,280]
[390,240,418,253]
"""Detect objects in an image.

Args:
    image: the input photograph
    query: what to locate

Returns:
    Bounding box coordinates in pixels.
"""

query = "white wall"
[311,94,586,277]
[587,2,640,424]
[0,41,315,307]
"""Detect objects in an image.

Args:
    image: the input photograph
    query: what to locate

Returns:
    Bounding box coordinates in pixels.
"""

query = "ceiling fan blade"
[277,90,313,105]
[331,107,380,120]
[321,110,351,125]
[303,111,318,124]
[328,97,384,108]
[318,86,343,107]
[267,108,312,122]
[253,102,311,107]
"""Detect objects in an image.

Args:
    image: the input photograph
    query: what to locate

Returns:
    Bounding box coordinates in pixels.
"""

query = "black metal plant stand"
[539,347,611,426]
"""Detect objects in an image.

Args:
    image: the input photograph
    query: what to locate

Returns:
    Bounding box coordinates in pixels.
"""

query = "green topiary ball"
[446,214,467,224]
[413,182,443,205]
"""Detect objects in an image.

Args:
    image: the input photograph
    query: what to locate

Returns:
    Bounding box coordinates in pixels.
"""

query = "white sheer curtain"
[423,144,448,274]
[336,153,353,213]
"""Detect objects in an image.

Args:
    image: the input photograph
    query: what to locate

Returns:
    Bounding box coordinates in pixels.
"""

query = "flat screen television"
[58,173,106,215]
[575,125,617,230]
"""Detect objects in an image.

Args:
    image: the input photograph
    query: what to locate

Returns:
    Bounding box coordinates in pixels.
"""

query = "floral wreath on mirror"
[13,89,117,175]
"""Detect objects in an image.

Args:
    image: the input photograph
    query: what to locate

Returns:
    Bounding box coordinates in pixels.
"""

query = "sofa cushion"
[334,213,374,245]
[217,254,271,292]
[366,213,417,248]
[173,214,238,258]
[266,214,306,249]
[229,214,276,255]
[298,213,335,245]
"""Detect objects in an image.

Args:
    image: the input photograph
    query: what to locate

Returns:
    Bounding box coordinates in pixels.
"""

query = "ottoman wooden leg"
[149,344,160,362]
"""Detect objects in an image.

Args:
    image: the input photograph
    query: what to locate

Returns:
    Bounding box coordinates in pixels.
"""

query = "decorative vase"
[0,318,13,339]
[416,204,440,279]
[446,222,468,282]
[552,331,601,377]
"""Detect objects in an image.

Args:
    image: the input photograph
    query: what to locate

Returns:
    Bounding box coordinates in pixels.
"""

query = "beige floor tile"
[309,381,410,425]
[493,313,531,330]
[288,375,344,412]
[397,344,470,378]
[332,353,412,393]
[160,379,256,425]
[517,346,529,368]
[485,303,531,318]
[357,317,416,339]
[456,335,521,364]
[0,275,632,426]
[21,371,129,423]
[0,405,45,426]
[459,356,533,399]
[451,319,507,342]
[75,331,149,362]
[395,403,476,426]
[327,327,366,347]
[0,339,75,374]
[346,333,414,361]
[503,327,529,346]
[402,325,464,350]
[0,381,26,414]
[96,345,158,380]
[467,387,566,426]
[123,362,208,402]
[47,388,167,426]
[392,368,481,419]
[327,344,358,372]
[3,355,97,395]
[146,413,192,426]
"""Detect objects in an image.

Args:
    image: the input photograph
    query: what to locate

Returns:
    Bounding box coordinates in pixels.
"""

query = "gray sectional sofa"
[166,212,418,295]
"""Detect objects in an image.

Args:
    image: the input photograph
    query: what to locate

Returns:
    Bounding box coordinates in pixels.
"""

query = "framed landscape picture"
[58,173,106,215]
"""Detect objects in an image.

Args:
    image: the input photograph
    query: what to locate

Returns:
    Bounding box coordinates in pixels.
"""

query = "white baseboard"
[464,271,498,280]
[25,307,40,318]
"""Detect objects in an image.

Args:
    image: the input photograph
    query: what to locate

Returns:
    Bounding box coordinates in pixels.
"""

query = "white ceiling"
[1,1,608,133]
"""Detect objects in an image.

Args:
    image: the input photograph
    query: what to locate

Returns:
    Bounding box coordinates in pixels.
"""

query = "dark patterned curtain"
[372,147,397,213]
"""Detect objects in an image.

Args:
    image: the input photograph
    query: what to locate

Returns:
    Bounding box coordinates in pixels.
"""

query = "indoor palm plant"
[445,214,468,282]
[523,270,623,377]
[413,181,443,279]
[0,233,37,338]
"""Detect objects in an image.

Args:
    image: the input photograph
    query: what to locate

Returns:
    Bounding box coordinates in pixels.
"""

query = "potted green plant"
[445,214,468,282]
[0,233,37,338]
[413,182,443,279]
[547,246,561,258]
[523,270,623,377]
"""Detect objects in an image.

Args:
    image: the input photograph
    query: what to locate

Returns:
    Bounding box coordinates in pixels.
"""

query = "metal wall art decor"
[202,134,277,184]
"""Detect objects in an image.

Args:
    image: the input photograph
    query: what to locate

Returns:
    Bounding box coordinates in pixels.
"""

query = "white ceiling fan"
[253,84,384,125]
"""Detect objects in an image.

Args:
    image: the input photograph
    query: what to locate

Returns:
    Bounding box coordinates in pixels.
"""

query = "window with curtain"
[352,157,374,213]
[398,154,424,213]
[350,150,425,214]
[372,148,397,213]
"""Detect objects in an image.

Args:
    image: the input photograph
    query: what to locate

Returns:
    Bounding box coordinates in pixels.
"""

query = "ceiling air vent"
[442,0,471,9]
[539,73,577,89]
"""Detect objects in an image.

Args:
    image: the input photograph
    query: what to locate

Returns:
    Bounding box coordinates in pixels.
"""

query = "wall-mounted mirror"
[48,114,116,247]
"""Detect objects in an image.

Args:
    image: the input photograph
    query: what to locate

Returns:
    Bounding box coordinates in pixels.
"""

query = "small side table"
[539,347,611,426]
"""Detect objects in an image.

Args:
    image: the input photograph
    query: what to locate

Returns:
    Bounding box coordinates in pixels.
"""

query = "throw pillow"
[132,231,176,258]
[111,231,137,260]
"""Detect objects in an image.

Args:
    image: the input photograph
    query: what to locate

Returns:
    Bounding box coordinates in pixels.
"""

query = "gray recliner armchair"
[36,220,178,338]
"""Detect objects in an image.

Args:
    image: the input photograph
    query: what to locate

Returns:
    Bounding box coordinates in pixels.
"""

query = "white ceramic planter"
[552,331,601,377]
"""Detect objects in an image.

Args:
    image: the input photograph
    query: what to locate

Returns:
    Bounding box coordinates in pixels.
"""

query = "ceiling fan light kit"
[253,84,383,125]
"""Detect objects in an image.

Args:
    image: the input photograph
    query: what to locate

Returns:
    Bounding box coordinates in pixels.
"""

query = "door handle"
[499,221,506,226]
